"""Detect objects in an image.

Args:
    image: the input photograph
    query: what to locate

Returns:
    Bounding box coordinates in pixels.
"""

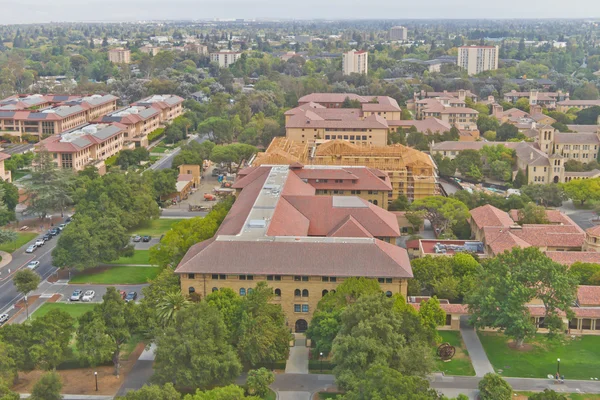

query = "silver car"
[0,313,8,324]
[25,244,37,253]
[26,261,40,270]
[81,290,95,302]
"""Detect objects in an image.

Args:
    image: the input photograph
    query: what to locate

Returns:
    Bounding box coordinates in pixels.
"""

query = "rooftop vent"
[247,220,267,228]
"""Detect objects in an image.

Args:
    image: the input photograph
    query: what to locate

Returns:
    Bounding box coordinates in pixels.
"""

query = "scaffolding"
[253,138,438,201]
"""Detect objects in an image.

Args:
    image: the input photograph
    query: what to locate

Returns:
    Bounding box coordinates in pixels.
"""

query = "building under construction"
[252,137,438,202]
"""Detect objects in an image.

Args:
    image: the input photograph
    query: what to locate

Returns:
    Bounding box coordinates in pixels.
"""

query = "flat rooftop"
[419,239,486,256]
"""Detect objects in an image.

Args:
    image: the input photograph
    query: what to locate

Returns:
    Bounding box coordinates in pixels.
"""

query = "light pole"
[94,371,98,392]
[557,358,561,376]
[320,352,323,373]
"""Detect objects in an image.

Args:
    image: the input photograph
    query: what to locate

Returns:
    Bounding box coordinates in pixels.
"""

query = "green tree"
[528,389,568,400]
[515,97,531,112]
[152,303,241,390]
[574,106,600,124]
[418,297,446,343]
[434,155,456,177]
[489,160,512,182]
[562,177,600,205]
[522,184,566,207]
[205,288,243,337]
[570,262,600,285]
[332,294,435,391]
[496,123,519,141]
[338,365,440,400]
[156,291,190,328]
[146,169,178,201]
[409,196,470,236]
[517,203,549,225]
[388,195,409,211]
[0,381,19,400]
[0,340,17,385]
[573,83,600,100]
[234,282,291,368]
[77,288,140,376]
[455,150,482,176]
[183,385,259,400]
[115,383,181,400]
[13,269,40,320]
[245,368,274,397]
[467,248,577,347]
[30,309,75,370]
[29,371,62,400]
[477,114,499,134]
[513,169,527,188]
[478,373,512,400]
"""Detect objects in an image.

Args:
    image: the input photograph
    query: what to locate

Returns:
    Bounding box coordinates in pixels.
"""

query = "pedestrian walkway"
[115,344,156,396]
[285,334,309,374]
[459,316,495,377]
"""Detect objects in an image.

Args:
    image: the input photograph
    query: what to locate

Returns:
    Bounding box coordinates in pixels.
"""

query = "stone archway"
[295,319,308,333]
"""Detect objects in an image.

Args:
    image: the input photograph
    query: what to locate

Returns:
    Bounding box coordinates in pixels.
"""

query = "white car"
[81,290,95,302]
[26,261,40,270]
[0,313,8,324]
[25,244,37,253]
[35,238,45,247]
[58,224,66,230]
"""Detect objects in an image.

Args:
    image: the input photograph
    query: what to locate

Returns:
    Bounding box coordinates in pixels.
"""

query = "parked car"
[50,228,59,236]
[47,229,56,237]
[119,290,127,300]
[70,289,84,301]
[132,235,142,242]
[35,238,45,247]
[26,261,40,270]
[43,234,51,241]
[81,290,95,302]
[0,314,8,324]
[125,292,138,302]
[65,217,72,223]
[142,235,151,242]
[25,244,37,253]
[58,224,66,231]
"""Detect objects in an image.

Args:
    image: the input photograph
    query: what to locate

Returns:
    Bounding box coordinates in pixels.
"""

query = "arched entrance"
[554,176,559,183]
[295,319,308,333]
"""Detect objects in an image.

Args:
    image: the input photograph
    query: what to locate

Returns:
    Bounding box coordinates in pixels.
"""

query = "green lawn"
[69,266,161,285]
[479,332,600,379]
[128,219,185,236]
[435,331,476,376]
[12,169,30,181]
[517,393,600,400]
[151,146,167,153]
[318,394,341,399]
[106,250,151,265]
[263,390,276,400]
[0,232,37,253]
[32,302,97,323]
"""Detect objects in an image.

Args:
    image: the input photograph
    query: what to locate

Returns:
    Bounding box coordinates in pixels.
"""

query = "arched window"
[240,288,246,296]
[330,290,336,294]
[302,289,309,297]
[188,287,195,294]
[274,288,281,297]
[294,289,301,297]
[373,200,378,206]
[322,289,329,297]
[386,291,393,298]
[212,287,218,292]
[248,288,254,294]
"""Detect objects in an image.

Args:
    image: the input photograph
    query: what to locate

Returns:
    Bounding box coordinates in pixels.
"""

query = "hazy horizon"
[1,0,599,25]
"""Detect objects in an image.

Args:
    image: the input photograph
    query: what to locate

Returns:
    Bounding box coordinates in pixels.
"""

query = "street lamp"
[320,352,323,373]
[557,358,561,376]
[94,371,98,392]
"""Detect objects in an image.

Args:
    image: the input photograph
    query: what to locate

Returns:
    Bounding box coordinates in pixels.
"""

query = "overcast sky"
[1,0,599,24]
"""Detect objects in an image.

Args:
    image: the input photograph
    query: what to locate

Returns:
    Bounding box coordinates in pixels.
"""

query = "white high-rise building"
[210,51,242,68]
[390,26,408,41]
[457,45,499,76]
[342,50,368,76]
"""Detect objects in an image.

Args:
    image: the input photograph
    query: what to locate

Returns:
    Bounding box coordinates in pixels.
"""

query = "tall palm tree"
[156,291,191,327]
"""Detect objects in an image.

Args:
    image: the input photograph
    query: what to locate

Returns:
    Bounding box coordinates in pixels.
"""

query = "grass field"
[263,390,276,400]
[12,169,30,181]
[151,146,167,153]
[435,331,476,376]
[128,219,185,236]
[32,303,97,325]
[69,266,161,285]
[106,250,151,265]
[0,232,37,253]
[479,332,600,379]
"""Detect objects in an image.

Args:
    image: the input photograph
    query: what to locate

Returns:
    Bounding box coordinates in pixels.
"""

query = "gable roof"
[470,204,514,229]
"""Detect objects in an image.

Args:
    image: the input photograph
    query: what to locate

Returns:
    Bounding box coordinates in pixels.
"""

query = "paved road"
[285,335,309,374]
[559,200,597,231]
[148,134,209,171]
[0,228,62,318]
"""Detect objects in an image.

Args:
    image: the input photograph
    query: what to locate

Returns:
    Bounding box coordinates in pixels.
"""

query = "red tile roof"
[470,204,515,229]
[327,216,374,238]
[587,225,600,237]
[0,152,10,162]
[578,286,600,306]
[545,251,600,266]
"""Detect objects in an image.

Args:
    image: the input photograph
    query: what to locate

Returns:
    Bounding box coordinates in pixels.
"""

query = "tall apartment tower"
[390,26,408,41]
[342,50,368,76]
[107,48,131,64]
[457,45,499,76]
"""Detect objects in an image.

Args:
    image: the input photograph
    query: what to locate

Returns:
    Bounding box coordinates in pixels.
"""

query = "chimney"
[493,104,503,119]
[458,89,466,101]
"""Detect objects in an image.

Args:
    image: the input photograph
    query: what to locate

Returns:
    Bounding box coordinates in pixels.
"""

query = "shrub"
[478,373,512,400]
[148,128,165,142]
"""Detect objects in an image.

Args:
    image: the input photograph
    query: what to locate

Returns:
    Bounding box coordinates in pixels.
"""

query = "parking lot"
[37,283,147,304]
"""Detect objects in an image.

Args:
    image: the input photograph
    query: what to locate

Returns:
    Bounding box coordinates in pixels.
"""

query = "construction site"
[252,137,438,202]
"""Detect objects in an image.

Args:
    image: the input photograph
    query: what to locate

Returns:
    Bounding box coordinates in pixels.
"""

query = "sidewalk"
[459,316,494,377]
[285,334,309,374]
[115,344,156,396]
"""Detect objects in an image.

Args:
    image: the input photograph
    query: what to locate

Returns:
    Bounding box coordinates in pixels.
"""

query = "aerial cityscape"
[1,13,600,400]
